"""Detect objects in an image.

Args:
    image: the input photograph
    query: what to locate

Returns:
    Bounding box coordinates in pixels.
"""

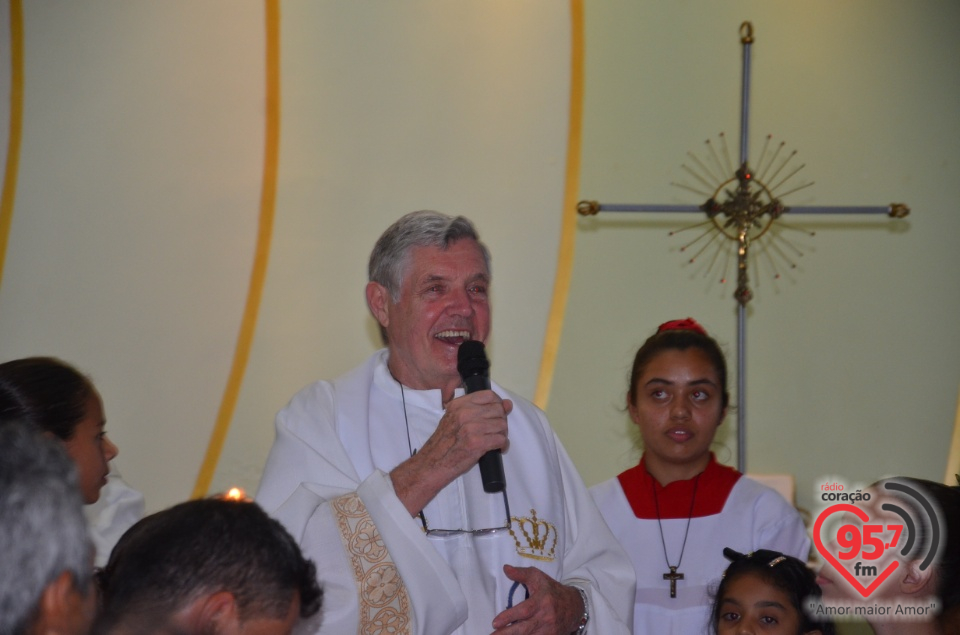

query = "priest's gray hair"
[0,421,91,635]
[368,210,492,302]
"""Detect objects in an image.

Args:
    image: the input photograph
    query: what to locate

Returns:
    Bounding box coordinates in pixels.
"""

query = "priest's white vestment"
[257,350,635,635]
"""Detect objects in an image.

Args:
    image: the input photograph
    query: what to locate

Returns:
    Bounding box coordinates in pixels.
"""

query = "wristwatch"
[572,586,589,634]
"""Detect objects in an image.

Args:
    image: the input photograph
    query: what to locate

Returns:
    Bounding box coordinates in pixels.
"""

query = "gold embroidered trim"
[332,493,412,635]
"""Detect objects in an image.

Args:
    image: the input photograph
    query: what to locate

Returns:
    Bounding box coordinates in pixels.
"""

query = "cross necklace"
[652,473,701,598]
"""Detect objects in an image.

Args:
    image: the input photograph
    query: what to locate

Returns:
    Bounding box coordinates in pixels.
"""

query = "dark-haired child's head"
[713,548,834,635]
[0,357,118,503]
[95,497,322,635]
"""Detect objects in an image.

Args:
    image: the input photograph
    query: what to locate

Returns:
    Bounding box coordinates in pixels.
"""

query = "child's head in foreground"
[712,547,834,635]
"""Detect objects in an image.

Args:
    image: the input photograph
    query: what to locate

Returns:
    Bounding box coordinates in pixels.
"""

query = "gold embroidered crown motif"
[509,509,557,562]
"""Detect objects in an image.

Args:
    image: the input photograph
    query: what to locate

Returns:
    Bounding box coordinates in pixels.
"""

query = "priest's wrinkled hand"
[490,564,584,635]
[391,390,512,517]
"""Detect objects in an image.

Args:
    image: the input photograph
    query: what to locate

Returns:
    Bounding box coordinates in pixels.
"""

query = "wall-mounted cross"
[577,22,909,473]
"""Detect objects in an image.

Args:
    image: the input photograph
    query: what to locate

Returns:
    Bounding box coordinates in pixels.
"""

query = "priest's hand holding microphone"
[457,340,506,492]
[390,340,512,521]
[391,341,588,635]
[457,342,588,635]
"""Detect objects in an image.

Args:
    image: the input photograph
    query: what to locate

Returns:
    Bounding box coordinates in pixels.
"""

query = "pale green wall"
[1,1,957,559]
[549,0,959,512]
[0,1,570,510]
[0,4,955,633]
[551,7,958,632]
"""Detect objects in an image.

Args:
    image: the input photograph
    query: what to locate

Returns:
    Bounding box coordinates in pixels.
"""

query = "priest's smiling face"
[628,347,726,485]
[367,238,491,400]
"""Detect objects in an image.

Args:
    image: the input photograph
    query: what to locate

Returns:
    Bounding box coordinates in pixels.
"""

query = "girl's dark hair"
[0,357,96,440]
[712,548,835,635]
[628,325,729,409]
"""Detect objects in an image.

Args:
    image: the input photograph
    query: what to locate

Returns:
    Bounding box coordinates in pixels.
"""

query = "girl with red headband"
[591,318,810,635]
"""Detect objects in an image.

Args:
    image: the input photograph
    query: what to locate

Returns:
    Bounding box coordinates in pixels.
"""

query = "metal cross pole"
[577,22,909,473]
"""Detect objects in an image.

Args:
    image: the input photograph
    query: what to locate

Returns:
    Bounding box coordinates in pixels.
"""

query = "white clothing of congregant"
[590,455,810,635]
[84,468,144,567]
[257,350,635,635]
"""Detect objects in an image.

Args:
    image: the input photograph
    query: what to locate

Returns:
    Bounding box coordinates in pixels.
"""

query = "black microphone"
[457,340,506,493]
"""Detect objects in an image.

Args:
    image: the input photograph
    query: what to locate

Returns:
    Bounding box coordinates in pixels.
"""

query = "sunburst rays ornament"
[576,21,909,471]
[578,131,908,306]
[670,132,815,305]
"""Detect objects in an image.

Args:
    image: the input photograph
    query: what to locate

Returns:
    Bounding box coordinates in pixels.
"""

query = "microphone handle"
[462,374,490,393]
[461,374,506,493]
[479,449,506,493]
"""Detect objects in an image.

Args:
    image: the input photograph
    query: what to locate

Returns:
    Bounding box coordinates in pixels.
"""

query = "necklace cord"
[652,472,701,570]
[400,382,415,458]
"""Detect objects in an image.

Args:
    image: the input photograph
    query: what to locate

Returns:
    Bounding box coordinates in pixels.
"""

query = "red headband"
[657,317,708,336]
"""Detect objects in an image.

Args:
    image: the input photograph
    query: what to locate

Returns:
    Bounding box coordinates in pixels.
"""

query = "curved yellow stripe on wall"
[0,0,23,291]
[533,0,583,410]
[192,0,281,498]
[947,384,960,486]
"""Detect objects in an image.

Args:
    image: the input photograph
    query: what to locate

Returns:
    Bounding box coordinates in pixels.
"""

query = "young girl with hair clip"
[590,318,810,635]
[713,548,835,635]
[0,356,143,565]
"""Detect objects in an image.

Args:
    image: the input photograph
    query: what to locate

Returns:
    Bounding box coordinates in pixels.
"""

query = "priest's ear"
[365,282,391,345]
[366,282,391,327]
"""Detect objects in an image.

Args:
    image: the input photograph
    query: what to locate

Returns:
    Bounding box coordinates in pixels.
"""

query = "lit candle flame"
[224,487,247,501]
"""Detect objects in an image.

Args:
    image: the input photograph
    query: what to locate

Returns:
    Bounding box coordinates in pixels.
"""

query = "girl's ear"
[627,400,641,426]
[899,559,937,597]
